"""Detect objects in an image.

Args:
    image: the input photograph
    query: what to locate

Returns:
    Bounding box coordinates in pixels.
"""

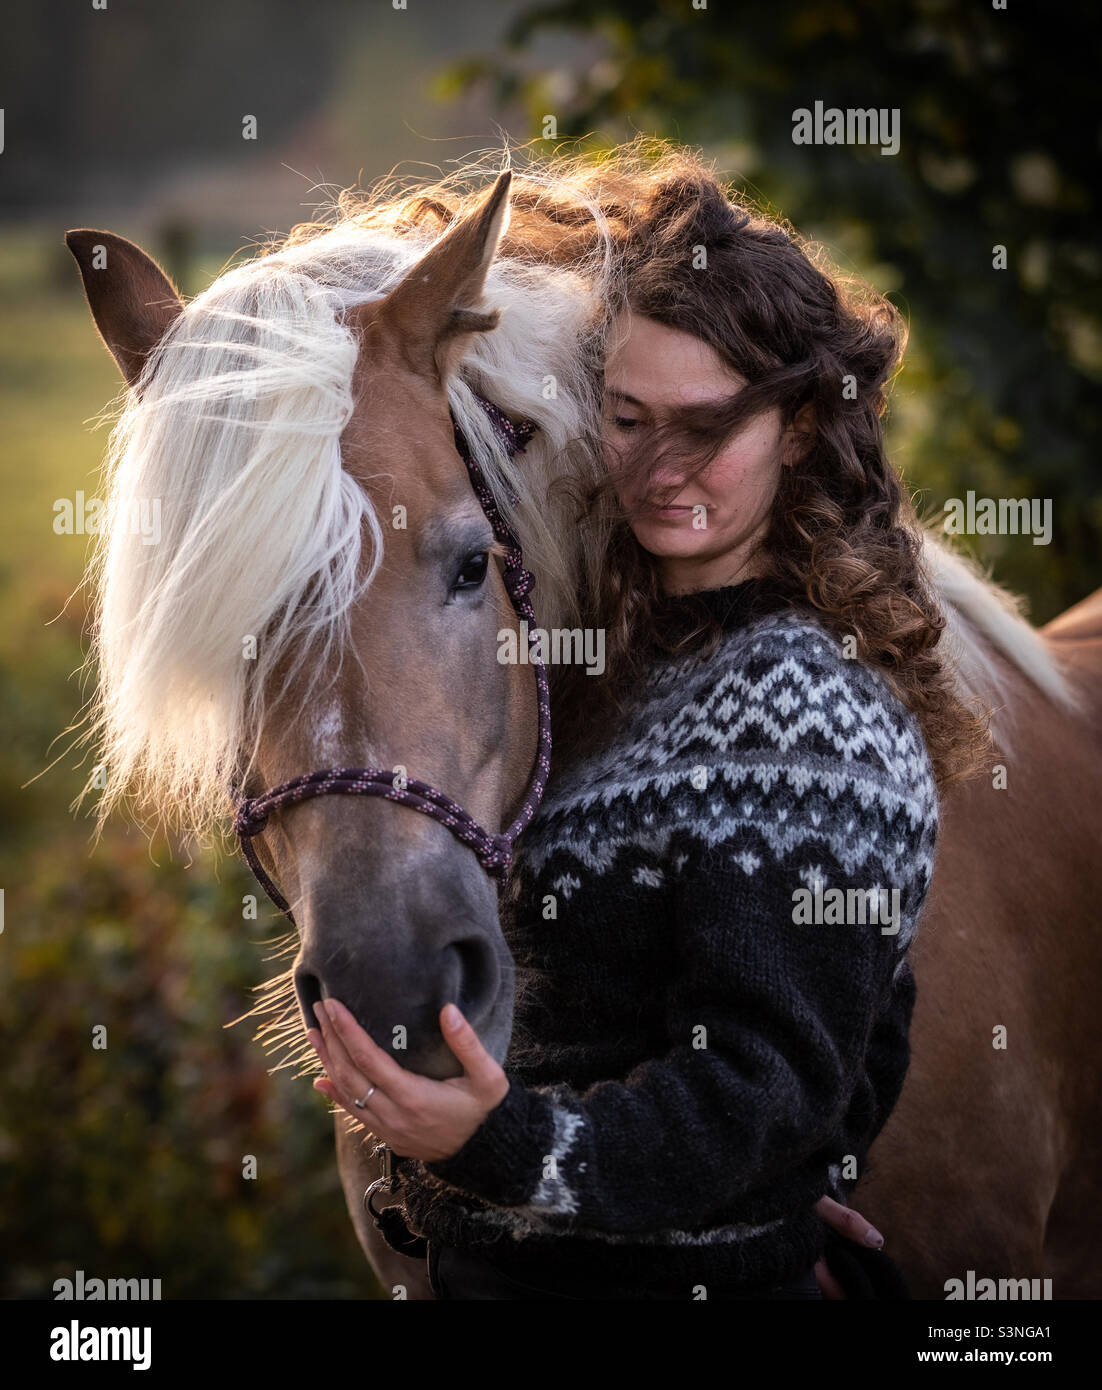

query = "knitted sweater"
[398,579,939,1299]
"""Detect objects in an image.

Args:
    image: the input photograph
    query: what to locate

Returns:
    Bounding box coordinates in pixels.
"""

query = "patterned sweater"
[398,579,939,1298]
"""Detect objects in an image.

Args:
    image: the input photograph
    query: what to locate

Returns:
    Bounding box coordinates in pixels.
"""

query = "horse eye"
[452,550,489,592]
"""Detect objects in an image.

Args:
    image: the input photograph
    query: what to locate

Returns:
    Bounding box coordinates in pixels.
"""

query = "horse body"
[856,579,1102,1298]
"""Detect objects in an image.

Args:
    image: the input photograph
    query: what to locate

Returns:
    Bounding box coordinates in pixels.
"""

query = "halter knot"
[233,801,269,839]
[481,833,515,877]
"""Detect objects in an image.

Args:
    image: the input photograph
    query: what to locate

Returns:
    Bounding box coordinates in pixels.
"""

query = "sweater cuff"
[424,1077,553,1207]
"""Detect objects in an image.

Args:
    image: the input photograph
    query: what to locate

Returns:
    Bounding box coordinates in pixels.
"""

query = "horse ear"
[65,229,184,388]
[360,169,512,380]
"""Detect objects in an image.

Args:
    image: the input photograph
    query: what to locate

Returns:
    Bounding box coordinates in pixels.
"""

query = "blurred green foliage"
[0,234,378,1299]
[454,0,1102,623]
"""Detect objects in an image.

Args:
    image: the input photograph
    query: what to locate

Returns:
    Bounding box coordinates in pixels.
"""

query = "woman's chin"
[633,525,717,561]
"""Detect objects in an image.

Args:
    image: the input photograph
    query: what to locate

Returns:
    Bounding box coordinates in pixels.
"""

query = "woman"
[307,145,986,1299]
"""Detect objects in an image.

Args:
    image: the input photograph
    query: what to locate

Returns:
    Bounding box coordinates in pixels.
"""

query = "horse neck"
[923,533,1080,748]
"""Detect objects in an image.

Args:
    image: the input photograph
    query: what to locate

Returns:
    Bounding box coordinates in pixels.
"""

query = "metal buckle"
[362,1142,396,1221]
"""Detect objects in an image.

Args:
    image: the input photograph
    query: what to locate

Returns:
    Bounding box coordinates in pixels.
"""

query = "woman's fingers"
[306,1026,332,1070]
[313,998,495,1107]
[307,1027,353,1099]
[312,1001,365,1091]
[311,1049,386,1127]
[320,998,416,1100]
[814,1194,885,1248]
[439,1004,507,1099]
[310,1006,399,1127]
[307,998,506,1161]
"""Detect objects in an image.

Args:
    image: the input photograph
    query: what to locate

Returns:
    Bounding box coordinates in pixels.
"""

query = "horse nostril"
[449,937,495,1021]
[295,970,323,1032]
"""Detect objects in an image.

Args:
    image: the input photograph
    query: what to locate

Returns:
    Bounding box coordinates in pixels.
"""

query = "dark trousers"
[427,1240,823,1301]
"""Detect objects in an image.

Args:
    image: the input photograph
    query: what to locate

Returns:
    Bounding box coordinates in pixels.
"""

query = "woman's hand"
[813,1194,886,1300]
[306,998,509,1163]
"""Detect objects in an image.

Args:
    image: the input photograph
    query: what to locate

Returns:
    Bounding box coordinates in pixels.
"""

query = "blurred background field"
[1,0,1099,1298]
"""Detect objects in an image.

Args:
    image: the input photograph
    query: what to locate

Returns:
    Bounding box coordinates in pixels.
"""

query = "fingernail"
[324,1000,339,1020]
[442,1003,463,1031]
[312,1001,326,1022]
[865,1227,885,1248]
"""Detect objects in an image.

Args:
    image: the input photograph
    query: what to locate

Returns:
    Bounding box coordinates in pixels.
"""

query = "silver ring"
[353,1085,377,1110]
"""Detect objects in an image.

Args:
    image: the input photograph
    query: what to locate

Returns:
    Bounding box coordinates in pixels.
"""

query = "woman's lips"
[643,503,697,521]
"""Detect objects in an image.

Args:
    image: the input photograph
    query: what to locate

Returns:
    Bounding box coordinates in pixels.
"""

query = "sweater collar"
[654,575,791,634]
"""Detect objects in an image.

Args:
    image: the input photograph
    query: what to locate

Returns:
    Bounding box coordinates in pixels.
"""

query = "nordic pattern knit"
[398,580,939,1299]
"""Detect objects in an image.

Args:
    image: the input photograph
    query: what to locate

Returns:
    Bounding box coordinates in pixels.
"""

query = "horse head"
[67,171,565,1081]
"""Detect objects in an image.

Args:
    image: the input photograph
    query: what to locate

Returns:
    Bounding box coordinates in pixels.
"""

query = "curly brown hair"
[317,140,989,786]
[506,141,989,788]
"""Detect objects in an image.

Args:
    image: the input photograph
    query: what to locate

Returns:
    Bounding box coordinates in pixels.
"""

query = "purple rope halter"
[232,394,551,922]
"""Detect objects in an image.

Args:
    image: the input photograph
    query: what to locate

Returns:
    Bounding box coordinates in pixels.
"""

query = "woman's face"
[603,309,791,594]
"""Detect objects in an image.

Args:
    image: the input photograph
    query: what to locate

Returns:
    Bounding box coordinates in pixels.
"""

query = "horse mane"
[82,201,608,837]
[920,529,1080,744]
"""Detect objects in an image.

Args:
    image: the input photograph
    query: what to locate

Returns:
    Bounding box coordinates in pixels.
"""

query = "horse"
[67,172,1102,1300]
[857,547,1102,1299]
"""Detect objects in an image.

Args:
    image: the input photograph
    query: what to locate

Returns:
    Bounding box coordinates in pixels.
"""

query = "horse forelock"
[82,211,607,837]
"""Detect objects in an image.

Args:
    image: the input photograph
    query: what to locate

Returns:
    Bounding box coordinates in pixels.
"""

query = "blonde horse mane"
[81,181,610,837]
[920,529,1079,744]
